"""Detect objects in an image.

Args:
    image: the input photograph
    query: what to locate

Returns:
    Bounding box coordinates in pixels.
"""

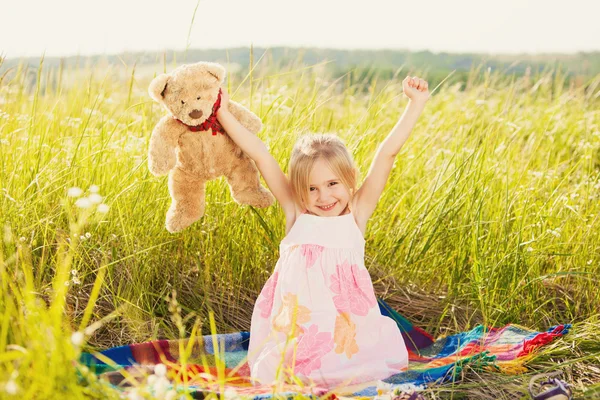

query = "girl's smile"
[317,201,337,211]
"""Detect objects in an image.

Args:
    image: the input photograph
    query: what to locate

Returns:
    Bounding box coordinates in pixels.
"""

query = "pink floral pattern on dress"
[273,293,311,336]
[301,244,324,268]
[287,324,334,376]
[329,260,377,316]
[256,271,278,318]
[334,312,359,359]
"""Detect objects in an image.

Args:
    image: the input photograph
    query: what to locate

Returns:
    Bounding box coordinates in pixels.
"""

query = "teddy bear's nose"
[189,109,203,119]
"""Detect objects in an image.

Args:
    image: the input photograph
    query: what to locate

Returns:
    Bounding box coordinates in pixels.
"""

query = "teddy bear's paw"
[233,188,274,208]
[165,206,204,233]
[148,159,175,177]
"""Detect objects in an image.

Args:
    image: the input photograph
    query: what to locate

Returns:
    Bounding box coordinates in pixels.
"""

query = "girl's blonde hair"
[289,134,358,210]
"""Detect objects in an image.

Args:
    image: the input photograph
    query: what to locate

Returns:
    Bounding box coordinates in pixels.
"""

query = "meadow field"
[1,54,599,398]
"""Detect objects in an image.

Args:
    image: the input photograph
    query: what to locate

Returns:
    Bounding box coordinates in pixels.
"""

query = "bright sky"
[2,0,599,58]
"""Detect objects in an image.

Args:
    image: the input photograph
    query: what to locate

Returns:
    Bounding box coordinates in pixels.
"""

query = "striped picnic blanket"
[81,298,570,398]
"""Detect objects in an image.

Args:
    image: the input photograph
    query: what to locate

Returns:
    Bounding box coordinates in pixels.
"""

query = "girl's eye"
[309,187,316,192]
[181,100,185,105]
[329,182,338,186]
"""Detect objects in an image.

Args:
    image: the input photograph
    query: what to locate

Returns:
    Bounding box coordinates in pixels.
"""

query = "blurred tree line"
[2,47,598,91]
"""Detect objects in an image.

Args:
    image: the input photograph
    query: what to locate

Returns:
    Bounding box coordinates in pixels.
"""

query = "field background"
[1,48,599,398]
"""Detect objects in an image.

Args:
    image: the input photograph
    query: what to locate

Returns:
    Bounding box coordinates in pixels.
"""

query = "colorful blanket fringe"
[81,298,570,398]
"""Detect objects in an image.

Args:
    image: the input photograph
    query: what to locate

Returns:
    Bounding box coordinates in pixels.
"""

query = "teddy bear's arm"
[148,117,185,176]
[226,101,263,135]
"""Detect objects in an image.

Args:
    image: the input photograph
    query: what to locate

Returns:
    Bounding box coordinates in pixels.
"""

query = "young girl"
[216,76,430,388]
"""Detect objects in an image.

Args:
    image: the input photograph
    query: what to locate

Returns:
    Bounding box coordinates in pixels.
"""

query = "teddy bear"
[148,62,274,233]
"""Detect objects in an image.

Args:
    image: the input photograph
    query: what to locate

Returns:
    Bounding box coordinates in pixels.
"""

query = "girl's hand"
[220,87,230,107]
[218,87,230,117]
[402,76,429,103]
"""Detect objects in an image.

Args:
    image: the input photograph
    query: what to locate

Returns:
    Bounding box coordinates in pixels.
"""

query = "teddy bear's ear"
[203,63,226,84]
[148,74,170,102]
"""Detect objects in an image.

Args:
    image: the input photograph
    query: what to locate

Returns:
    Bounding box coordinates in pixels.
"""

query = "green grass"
[0,55,599,398]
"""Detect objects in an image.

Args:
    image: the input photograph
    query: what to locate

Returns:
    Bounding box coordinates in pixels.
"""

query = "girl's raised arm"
[353,77,429,225]
[217,89,297,219]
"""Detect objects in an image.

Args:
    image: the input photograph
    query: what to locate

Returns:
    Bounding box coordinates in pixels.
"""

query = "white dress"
[247,211,408,388]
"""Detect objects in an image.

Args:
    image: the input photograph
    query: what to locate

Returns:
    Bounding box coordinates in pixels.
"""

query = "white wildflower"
[97,204,110,213]
[546,229,561,238]
[68,187,83,197]
[153,376,170,398]
[154,363,167,377]
[85,232,91,239]
[75,198,91,209]
[5,380,18,395]
[71,331,84,347]
[375,380,393,398]
[165,390,177,400]
[147,375,157,386]
[391,383,425,394]
[88,193,103,204]
[126,388,144,400]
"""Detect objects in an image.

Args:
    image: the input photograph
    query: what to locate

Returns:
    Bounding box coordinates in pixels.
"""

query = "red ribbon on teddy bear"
[175,89,226,135]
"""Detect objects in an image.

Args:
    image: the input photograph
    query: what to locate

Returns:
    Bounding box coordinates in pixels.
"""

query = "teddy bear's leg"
[165,168,206,233]
[225,159,274,208]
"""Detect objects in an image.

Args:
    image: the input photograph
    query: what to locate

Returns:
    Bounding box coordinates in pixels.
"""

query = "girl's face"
[306,158,352,216]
